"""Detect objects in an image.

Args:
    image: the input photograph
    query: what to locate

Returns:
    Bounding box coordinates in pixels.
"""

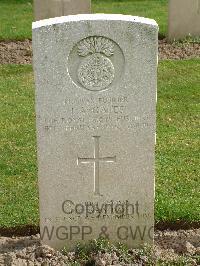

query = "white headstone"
[32,14,158,250]
[168,0,200,40]
[34,0,91,21]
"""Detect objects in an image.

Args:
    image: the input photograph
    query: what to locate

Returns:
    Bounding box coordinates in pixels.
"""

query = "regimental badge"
[77,37,115,91]
[68,36,125,92]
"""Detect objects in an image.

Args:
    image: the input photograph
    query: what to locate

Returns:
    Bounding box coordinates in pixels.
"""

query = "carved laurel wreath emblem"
[77,37,115,91]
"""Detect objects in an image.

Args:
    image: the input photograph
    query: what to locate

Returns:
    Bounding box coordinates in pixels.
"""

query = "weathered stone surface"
[32,14,158,250]
[168,0,200,40]
[34,0,91,21]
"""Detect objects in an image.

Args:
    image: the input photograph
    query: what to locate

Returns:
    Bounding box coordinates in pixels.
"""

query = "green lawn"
[156,60,200,222]
[0,0,33,41]
[0,65,38,227]
[0,0,167,40]
[0,60,199,228]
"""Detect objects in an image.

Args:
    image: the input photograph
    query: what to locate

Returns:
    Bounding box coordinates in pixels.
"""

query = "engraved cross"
[77,136,116,195]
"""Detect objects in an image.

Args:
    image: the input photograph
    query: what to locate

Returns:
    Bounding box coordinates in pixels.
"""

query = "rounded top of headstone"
[32,14,158,29]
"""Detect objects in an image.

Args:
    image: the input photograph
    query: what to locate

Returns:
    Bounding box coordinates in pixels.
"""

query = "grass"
[0,65,38,227]
[0,0,168,40]
[0,60,199,228]
[156,60,200,222]
[0,0,33,41]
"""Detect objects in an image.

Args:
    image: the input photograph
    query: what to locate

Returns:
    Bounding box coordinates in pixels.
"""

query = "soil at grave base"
[0,40,32,65]
[0,229,200,266]
[0,39,200,64]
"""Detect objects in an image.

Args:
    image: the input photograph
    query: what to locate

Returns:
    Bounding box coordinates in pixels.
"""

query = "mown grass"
[156,60,200,222]
[0,0,33,41]
[0,65,38,227]
[0,60,199,227]
[0,0,167,40]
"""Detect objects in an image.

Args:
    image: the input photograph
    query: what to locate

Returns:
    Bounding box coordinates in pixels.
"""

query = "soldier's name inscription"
[38,94,153,132]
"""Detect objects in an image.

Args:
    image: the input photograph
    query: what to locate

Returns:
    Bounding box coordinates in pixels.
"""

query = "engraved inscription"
[38,94,154,133]
[77,136,116,195]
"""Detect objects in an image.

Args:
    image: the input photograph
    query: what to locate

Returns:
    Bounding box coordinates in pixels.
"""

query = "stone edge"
[32,14,158,30]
